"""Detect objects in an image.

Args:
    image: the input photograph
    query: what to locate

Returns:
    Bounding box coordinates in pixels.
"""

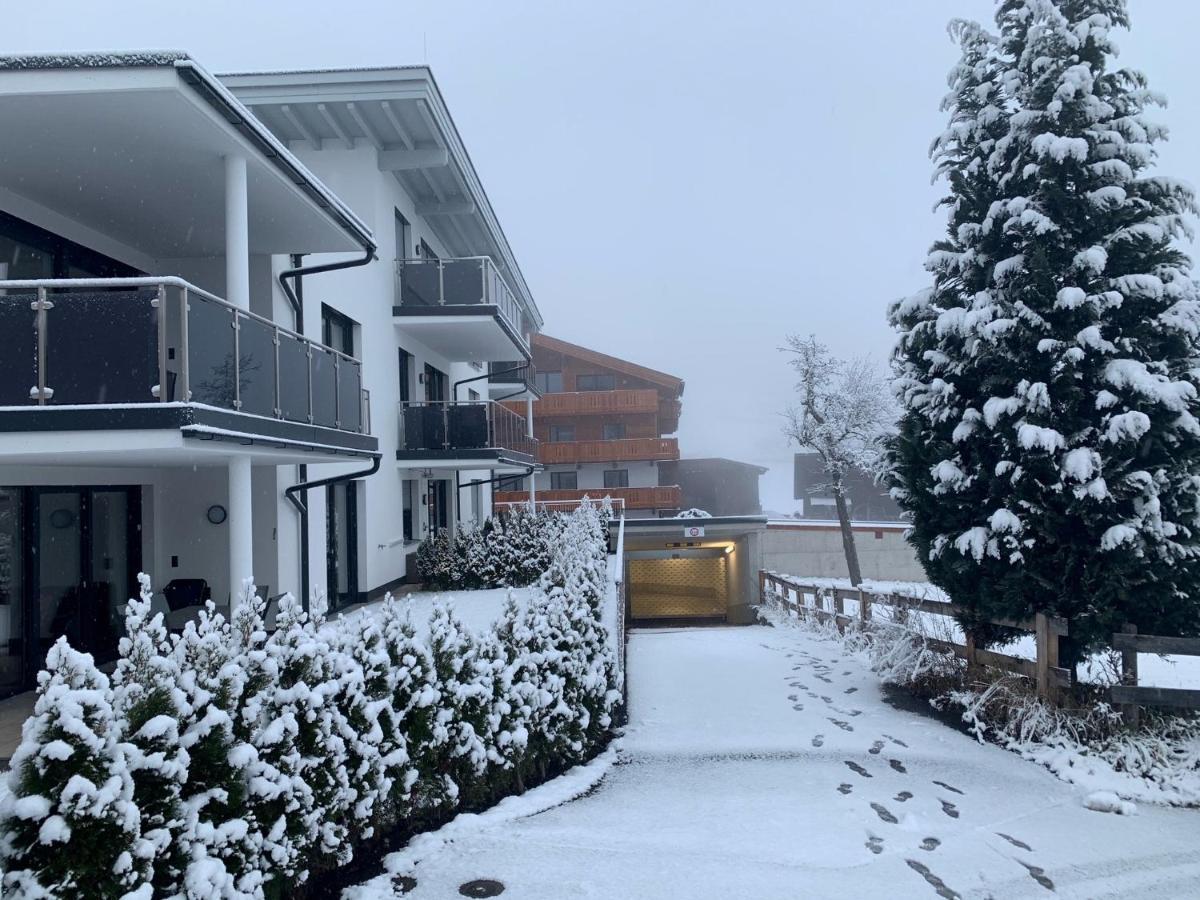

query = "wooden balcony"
[507,388,660,418]
[538,437,679,464]
[494,485,682,510]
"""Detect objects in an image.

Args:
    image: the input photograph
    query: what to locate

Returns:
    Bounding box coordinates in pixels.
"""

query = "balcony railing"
[494,485,682,510]
[0,277,368,434]
[394,257,527,346]
[538,437,679,464]
[513,388,661,418]
[398,400,536,459]
[488,360,536,392]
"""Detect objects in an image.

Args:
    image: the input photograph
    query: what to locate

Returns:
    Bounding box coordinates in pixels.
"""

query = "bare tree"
[783,335,894,585]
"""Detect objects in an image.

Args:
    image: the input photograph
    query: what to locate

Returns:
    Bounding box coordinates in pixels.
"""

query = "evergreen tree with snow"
[427,603,491,807]
[0,639,148,899]
[112,573,190,896]
[173,598,260,900]
[890,0,1200,660]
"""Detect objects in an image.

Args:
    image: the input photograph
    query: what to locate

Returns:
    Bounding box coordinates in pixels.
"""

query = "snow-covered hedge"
[0,504,620,898]
[415,507,559,591]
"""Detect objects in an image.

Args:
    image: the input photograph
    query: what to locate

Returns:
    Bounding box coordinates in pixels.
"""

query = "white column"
[526,396,536,511]
[228,456,253,607]
[224,154,250,310]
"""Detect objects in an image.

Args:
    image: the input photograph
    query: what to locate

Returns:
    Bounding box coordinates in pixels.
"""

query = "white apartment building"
[0,53,540,699]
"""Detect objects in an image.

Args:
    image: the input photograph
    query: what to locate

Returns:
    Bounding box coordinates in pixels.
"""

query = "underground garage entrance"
[621,516,767,626]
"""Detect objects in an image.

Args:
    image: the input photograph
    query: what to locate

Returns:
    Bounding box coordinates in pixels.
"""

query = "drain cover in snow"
[459,880,505,897]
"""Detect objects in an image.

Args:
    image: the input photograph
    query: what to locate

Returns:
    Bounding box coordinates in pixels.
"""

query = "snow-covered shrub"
[415,508,563,590]
[112,574,190,896]
[0,639,147,899]
[0,504,621,896]
[676,508,712,519]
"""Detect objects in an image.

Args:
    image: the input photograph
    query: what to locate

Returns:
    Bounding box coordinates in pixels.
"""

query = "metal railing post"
[442,400,450,449]
[480,258,488,305]
[437,259,445,306]
[306,345,314,423]
[179,286,190,402]
[33,285,49,405]
[231,310,242,410]
[273,326,282,418]
[333,354,341,429]
[154,284,168,402]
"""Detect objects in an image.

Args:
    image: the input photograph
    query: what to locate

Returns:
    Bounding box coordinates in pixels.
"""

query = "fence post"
[758,571,768,607]
[1119,623,1140,729]
[834,591,845,633]
[965,631,977,670]
[1035,613,1062,704]
[859,588,871,625]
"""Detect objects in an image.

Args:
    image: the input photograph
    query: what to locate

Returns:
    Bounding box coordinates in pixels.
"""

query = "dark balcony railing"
[398,400,535,459]
[488,360,536,391]
[394,257,528,348]
[0,277,369,434]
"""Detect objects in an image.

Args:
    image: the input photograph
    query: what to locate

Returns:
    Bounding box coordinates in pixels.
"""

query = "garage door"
[628,554,727,620]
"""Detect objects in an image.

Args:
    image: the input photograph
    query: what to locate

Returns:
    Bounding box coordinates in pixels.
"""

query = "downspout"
[277,247,375,334]
[457,464,536,494]
[286,454,383,611]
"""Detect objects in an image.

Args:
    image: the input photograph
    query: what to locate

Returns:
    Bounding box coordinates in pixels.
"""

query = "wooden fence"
[759,571,1200,718]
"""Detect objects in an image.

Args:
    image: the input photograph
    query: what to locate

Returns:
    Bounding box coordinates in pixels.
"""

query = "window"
[419,239,438,261]
[549,424,575,442]
[402,479,415,542]
[602,423,626,440]
[535,371,564,393]
[550,471,578,490]
[603,469,629,489]
[398,349,413,403]
[498,475,525,491]
[321,305,356,356]
[0,210,140,282]
[576,374,616,392]
[424,364,448,402]
[394,210,411,261]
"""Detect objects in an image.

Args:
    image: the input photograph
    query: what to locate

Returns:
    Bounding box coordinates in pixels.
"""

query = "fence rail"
[1111,624,1200,725]
[758,572,1071,702]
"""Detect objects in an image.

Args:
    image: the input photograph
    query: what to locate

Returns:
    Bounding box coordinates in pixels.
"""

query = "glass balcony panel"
[187,295,239,410]
[440,258,485,305]
[44,289,157,405]
[398,259,441,307]
[337,358,363,432]
[0,293,37,405]
[235,314,277,418]
[449,404,488,448]
[310,346,338,429]
[278,336,310,424]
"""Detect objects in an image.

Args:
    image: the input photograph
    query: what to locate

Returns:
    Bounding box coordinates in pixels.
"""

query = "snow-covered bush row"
[759,590,1200,806]
[415,506,560,591]
[0,503,621,899]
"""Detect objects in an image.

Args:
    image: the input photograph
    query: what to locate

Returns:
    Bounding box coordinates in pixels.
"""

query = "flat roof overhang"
[0,404,378,466]
[621,516,769,551]
[395,448,536,473]
[0,59,373,259]
[393,305,530,363]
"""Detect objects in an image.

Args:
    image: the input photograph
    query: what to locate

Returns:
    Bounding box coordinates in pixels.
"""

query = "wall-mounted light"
[206,505,228,525]
[724,545,735,555]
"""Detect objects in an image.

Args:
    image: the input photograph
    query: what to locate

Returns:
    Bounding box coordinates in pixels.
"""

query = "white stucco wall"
[760,523,927,582]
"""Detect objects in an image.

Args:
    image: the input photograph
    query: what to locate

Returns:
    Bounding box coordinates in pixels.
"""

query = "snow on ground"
[773,575,1200,690]
[351,625,1200,899]
[327,587,532,640]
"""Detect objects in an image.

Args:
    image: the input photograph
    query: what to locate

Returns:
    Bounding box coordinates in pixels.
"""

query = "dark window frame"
[550,471,578,491]
[603,469,630,489]
[576,373,617,392]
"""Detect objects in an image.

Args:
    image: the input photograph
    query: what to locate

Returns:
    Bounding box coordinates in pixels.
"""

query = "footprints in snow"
[894,791,913,803]
[837,783,854,795]
[939,799,960,819]
[882,733,908,748]
[869,740,884,755]
[844,760,872,778]
[889,759,907,774]
[997,832,1032,852]
[865,835,883,855]
[905,860,961,900]
[811,734,825,748]
[844,686,858,694]
[870,802,898,824]
[1018,860,1055,892]
[932,780,964,796]
[828,718,854,732]
[920,837,941,852]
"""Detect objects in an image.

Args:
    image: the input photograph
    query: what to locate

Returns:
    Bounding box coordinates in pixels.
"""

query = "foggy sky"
[8,1,1200,512]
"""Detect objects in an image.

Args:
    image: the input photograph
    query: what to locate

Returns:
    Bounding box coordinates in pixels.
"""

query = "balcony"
[0,277,377,463]
[487,360,539,400]
[494,485,682,511]
[538,437,679,465]
[519,388,661,418]
[394,257,530,362]
[397,400,536,469]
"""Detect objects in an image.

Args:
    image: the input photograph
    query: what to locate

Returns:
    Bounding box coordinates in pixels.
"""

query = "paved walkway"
[386,625,1200,899]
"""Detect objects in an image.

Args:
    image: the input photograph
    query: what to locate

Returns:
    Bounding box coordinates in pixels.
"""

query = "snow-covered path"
[385,626,1200,899]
